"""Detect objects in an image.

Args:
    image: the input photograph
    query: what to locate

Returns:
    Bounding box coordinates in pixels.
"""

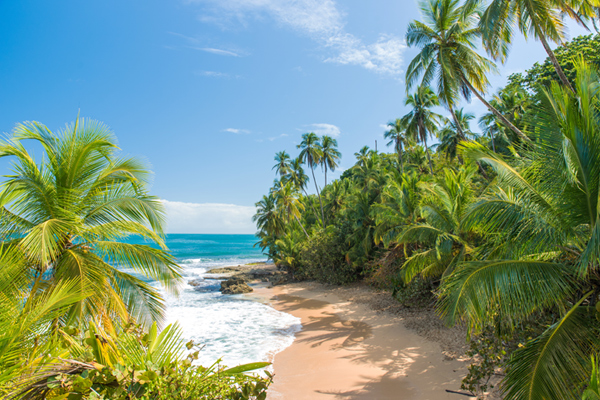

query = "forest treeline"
[254,0,600,397]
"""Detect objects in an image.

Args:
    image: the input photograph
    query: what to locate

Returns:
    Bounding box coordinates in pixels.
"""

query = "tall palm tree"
[297,132,325,228]
[438,62,600,399]
[406,0,528,142]
[0,118,182,328]
[253,193,283,238]
[384,119,409,172]
[285,157,320,222]
[273,182,309,238]
[272,151,291,177]
[354,146,371,167]
[321,135,341,187]
[474,0,597,93]
[437,108,475,161]
[402,85,443,174]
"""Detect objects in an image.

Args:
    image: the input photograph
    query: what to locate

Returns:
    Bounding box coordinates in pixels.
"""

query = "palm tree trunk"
[463,79,530,143]
[310,166,326,229]
[324,165,328,187]
[490,129,496,153]
[418,123,434,174]
[449,106,465,140]
[448,106,466,165]
[537,29,575,93]
[301,187,320,220]
[423,138,434,174]
[397,140,404,173]
[294,214,310,239]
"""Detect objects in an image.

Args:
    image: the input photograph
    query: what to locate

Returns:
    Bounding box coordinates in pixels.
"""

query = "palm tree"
[437,108,475,161]
[479,85,532,152]
[406,144,430,174]
[273,182,309,238]
[285,157,320,222]
[0,246,86,394]
[438,62,600,399]
[406,0,528,142]
[0,118,182,328]
[372,171,422,246]
[475,0,596,93]
[384,119,409,172]
[321,135,341,187]
[253,193,283,238]
[272,151,291,177]
[402,85,443,174]
[396,165,476,282]
[354,146,371,167]
[297,132,325,228]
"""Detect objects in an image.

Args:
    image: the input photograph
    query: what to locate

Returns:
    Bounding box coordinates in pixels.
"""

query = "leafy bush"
[392,276,435,308]
[2,322,271,400]
[295,226,358,285]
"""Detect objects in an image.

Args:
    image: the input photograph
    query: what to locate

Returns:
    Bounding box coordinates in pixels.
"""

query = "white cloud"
[187,0,406,76]
[162,200,256,234]
[268,133,288,141]
[168,31,247,57]
[192,47,241,57]
[309,123,340,137]
[325,34,406,76]
[195,70,231,78]
[224,128,251,134]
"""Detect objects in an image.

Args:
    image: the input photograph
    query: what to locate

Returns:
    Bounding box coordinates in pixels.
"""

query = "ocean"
[127,234,301,368]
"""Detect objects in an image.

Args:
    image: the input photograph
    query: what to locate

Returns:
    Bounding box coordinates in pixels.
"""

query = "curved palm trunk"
[537,29,575,93]
[419,122,434,174]
[423,138,434,174]
[310,164,326,229]
[463,79,530,143]
[397,140,404,173]
[301,186,321,221]
[449,106,466,140]
[294,214,310,239]
[448,107,466,164]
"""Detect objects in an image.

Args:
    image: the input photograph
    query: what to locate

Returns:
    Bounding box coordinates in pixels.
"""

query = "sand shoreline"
[252,281,478,400]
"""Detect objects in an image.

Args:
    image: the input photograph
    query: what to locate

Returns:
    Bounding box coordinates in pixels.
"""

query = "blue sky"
[0,0,589,233]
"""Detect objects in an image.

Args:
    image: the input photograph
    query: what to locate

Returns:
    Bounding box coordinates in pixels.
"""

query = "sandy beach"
[253,282,478,400]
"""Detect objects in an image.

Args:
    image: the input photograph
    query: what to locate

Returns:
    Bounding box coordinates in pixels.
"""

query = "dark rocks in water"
[188,278,204,287]
[220,277,253,294]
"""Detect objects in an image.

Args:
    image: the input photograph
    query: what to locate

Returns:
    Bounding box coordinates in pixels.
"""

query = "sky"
[0,1,590,233]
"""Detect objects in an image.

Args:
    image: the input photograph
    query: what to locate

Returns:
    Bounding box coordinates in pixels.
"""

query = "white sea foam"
[162,259,300,368]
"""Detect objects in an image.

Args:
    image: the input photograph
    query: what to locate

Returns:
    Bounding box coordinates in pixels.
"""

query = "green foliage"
[5,322,271,400]
[393,276,435,309]
[295,226,357,285]
[0,118,182,328]
[254,17,600,397]
[507,34,600,93]
[583,356,600,400]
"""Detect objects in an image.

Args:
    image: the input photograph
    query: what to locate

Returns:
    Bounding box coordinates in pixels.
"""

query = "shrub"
[3,323,271,400]
[296,226,358,285]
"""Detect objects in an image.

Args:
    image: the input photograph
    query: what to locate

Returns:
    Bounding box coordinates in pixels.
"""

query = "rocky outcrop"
[220,277,253,294]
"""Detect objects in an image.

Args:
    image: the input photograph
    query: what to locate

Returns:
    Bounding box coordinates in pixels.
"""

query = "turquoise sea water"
[129,234,301,367]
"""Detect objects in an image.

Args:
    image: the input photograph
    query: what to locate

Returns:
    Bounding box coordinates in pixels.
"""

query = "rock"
[269,273,290,286]
[188,278,204,287]
[220,277,253,294]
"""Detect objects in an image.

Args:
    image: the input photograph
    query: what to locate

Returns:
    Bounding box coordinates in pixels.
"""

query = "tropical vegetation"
[254,3,600,397]
[0,120,270,399]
